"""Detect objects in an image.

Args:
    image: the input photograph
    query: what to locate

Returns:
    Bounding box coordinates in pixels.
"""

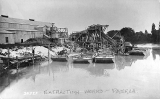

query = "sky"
[0,0,160,33]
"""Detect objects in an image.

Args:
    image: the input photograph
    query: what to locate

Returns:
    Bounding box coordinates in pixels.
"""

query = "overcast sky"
[0,0,160,33]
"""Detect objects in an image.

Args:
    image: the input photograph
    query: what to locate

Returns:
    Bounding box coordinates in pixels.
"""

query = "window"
[5,37,9,43]
[0,22,8,28]
[21,39,23,43]
[19,24,23,29]
[9,23,17,28]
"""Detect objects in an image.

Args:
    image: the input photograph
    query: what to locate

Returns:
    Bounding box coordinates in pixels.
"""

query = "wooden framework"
[70,24,125,53]
[47,24,68,38]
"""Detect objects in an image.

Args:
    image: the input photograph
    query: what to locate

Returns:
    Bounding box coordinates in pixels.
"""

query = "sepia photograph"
[0,0,160,99]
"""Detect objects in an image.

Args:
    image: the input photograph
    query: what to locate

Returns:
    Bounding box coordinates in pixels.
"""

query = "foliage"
[107,27,154,44]
[120,27,136,43]
[151,23,160,43]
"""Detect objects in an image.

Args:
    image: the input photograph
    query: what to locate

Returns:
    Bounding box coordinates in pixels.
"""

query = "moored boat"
[93,48,115,63]
[51,55,68,62]
[93,53,115,63]
[129,47,147,56]
[72,53,92,64]
[51,49,68,62]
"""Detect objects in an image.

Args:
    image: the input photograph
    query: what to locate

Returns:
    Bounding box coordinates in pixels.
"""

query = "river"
[0,44,160,99]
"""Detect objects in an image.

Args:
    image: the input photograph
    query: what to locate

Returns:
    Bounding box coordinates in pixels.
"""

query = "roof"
[0,16,52,27]
[0,30,15,34]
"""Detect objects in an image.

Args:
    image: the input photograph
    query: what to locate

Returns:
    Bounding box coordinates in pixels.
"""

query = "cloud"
[0,0,24,18]
[0,0,160,33]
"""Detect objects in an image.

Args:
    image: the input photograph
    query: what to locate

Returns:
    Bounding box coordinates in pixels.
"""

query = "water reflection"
[0,54,148,89]
[115,55,145,70]
[71,54,146,76]
[0,47,160,99]
[152,49,160,60]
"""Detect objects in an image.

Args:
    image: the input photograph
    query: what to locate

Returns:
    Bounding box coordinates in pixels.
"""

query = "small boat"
[129,47,146,56]
[51,55,68,62]
[51,49,68,62]
[72,53,92,64]
[93,54,115,63]
[93,48,115,63]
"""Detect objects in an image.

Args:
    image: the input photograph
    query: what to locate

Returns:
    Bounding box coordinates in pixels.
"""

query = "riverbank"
[0,43,160,99]
[0,45,70,75]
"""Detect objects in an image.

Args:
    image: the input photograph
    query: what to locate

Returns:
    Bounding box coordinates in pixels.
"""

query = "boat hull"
[93,57,114,63]
[129,51,145,56]
[73,58,92,64]
[51,57,67,62]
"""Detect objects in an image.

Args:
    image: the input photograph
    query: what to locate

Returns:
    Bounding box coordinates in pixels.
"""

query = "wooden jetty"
[0,55,42,69]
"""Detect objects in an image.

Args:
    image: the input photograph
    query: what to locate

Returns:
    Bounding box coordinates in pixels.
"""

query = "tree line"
[107,23,160,44]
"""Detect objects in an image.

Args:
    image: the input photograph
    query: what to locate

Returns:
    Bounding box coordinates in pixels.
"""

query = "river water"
[0,44,160,99]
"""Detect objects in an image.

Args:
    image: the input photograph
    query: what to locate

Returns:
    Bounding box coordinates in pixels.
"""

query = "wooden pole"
[48,44,50,62]
[7,48,10,68]
[16,56,19,70]
[39,60,41,73]
[16,56,19,82]
[32,46,35,69]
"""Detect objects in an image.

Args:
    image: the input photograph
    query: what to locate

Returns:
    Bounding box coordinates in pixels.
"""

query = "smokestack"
[29,19,35,21]
[1,15,9,18]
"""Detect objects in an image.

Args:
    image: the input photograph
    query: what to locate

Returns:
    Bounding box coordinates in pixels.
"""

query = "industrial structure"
[0,15,68,44]
[69,24,125,54]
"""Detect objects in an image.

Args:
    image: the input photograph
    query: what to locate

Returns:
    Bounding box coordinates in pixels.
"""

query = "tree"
[158,22,160,42]
[159,22,160,30]
[151,23,156,32]
[145,30,148,35]
[120,27,135,43]
[135,31,149,43]
[151,23,158,43]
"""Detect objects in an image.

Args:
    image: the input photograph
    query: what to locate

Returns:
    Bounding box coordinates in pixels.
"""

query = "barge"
[129,47,147,56]
[72,53,93,64]
[93,48,115,63]
[51,56,68,62]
